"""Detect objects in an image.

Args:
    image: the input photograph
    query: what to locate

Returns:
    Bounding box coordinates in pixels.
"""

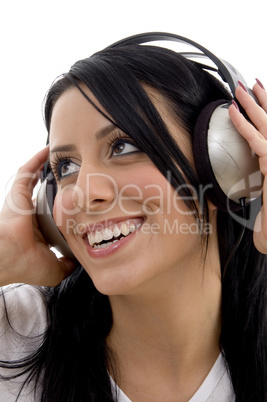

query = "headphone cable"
[223,197,247,278]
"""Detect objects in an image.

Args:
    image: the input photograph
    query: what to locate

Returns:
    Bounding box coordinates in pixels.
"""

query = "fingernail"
[238,81,248,92]
[231,100,240,111]
[256,78,265,90]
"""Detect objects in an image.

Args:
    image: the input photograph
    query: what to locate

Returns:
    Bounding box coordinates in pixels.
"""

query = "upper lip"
[78,216,145,237]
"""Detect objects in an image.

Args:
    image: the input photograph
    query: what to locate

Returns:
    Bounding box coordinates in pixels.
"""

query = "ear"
[207,199,217,212]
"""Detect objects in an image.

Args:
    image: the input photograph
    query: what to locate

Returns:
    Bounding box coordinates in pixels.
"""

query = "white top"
[110,353,235,401]
[0,285,235,401]
[0,285,48,401]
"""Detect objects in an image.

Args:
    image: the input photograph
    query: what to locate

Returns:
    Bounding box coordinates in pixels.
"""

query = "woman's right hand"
[0,146,77,287]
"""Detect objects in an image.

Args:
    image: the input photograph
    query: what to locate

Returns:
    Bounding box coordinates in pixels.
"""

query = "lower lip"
[84,229,139,258]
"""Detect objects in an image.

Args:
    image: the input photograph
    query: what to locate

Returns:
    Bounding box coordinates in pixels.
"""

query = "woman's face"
[49,84,211,296]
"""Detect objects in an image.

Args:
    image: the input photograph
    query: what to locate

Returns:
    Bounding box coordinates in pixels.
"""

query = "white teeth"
[121,223,130,236]
[113,226,121,238]
[129,223,135,233]
[93,239,120,249]
[103,227,113,241]
[87,220,142,248]
[94,241,111,249]
[88,233,95,246]
[94,230,103,244]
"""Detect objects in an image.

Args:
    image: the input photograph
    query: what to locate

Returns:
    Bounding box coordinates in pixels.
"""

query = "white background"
[1,0,266,207]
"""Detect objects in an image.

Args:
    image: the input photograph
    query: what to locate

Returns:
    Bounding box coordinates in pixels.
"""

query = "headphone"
[36,32,263,259]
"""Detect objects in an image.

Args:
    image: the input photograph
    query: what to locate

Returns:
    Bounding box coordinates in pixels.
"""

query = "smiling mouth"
[87,219,143,249]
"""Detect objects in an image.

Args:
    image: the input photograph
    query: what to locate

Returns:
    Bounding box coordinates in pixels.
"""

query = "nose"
[73,169,118,214]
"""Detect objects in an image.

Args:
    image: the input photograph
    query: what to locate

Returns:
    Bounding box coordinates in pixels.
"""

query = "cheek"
[52,188,78,233]
[116,165,192,218]
[116,165,170,215]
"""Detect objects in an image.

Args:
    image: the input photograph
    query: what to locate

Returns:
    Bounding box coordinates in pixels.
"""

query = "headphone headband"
[108,32,253,100]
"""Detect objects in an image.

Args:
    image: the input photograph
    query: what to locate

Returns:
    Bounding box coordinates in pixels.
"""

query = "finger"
[253,79,267,112]
[2,147,49,216]
[235,85,267,137]
[14,146,49,188]
[229,102,267,158]
[253,176,267,253]
[58,257,78,278]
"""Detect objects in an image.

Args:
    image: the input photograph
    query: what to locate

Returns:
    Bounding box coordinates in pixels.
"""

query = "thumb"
[58,256,79,279]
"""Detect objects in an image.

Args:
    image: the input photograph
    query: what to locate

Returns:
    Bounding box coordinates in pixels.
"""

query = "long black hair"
[1,44,267,401]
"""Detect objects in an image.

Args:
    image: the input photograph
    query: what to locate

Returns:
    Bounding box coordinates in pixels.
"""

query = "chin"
[87,268,147,298]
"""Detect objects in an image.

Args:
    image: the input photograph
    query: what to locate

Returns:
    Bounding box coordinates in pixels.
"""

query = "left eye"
[111,141,139,157]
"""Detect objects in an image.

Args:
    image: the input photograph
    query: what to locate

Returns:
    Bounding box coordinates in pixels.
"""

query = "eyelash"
[107,132,140,157]
[50,154,75,181]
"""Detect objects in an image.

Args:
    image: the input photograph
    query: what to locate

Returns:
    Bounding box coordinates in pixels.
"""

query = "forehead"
[50,84,104,123]
[49,85,113,148]
[49,81,192,163]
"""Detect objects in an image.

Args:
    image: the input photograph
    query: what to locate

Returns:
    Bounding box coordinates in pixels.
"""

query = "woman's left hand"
[229,79,267,254]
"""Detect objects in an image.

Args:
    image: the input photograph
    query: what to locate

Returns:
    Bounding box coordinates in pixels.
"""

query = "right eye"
[51,157,80,180]
[58,160,80,178]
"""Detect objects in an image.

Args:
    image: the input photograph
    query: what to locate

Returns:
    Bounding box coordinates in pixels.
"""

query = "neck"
[107,242,222,400]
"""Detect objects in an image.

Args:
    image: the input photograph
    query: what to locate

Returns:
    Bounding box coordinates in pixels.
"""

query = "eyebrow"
[50,123,117,153]
[95,123,117,140]
[50,144,77,153]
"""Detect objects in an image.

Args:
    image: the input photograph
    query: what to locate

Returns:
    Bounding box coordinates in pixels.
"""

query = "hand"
[0,146,77,286]
[229,79,267,254]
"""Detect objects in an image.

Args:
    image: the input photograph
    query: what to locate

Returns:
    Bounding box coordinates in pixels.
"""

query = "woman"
[0,34,266,401]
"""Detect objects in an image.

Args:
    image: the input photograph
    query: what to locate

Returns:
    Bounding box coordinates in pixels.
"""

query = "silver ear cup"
[36,178,75,260]
[208,103,262,204]
[193,100,263,211]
